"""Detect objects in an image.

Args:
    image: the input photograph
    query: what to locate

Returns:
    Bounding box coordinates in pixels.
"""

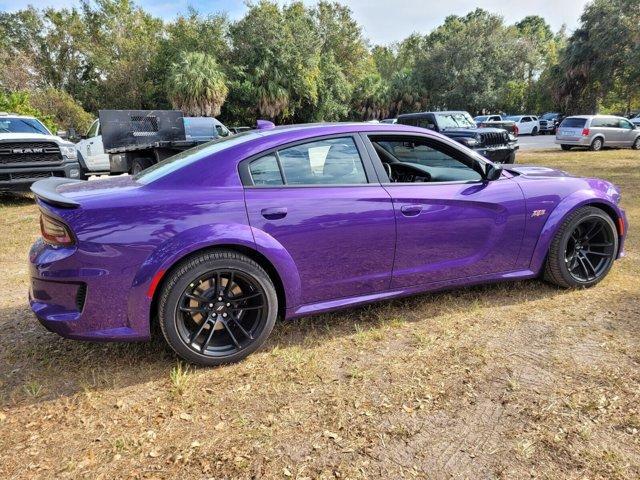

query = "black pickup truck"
[397,111,518,164]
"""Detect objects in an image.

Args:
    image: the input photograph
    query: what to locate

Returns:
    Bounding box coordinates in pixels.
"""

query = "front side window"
[369,135,482,183]
[87,120,99,138]
[618,119,633,129]
[249,137,367,186]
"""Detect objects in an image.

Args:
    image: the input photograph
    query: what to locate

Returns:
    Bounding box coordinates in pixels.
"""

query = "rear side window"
[249,137,368,186]
[249,155,283,186]
[561,118,587,128]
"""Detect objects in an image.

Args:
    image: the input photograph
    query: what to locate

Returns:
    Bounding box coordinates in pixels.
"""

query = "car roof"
[0,112,37,120]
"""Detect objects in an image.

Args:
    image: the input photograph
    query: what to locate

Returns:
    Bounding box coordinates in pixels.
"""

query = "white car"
[504,115,541,135]
[473,114,502,124]
[76,119,110,176]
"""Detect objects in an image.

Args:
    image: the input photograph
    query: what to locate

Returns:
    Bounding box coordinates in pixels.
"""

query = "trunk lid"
[31,176,140,208]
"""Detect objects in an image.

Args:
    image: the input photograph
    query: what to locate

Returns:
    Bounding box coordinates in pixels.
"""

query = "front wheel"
[158,250,278,366]
[632,137,640,150]
[544,207,618,288]
[532,127,538,136]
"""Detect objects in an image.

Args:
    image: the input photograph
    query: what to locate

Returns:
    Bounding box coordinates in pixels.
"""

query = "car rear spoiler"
[30,177,83,208]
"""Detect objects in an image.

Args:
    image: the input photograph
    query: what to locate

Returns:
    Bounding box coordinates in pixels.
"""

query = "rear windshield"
[134,131,258,184]
[560,118,587,128]
[0,117,51,135]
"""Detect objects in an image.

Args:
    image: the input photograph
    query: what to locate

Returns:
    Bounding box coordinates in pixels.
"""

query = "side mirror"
[485,163,503,181]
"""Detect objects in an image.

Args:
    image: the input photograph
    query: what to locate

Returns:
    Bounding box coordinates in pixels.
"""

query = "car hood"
[504,165,573,178]
[0,132,68,144]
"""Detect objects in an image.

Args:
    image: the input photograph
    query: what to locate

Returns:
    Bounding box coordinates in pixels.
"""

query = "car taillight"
[514,125,519,136]
[40,214,74,246]
[582,128,590,136]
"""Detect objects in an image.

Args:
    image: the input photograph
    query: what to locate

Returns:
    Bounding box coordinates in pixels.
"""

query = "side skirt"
[286,269,538,320]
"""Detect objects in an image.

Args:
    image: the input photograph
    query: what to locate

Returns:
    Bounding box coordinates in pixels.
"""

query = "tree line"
[0,0,638,134]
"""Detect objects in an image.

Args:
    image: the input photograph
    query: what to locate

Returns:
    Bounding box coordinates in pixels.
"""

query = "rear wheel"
[544,207,618,288]
[158,250,278,366]
[590,137,603,151]
[131,157,153,175]
[561,145,572,151]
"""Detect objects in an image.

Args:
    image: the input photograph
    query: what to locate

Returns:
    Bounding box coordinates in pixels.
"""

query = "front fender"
[125,223,302,337]
[529,189,624,274]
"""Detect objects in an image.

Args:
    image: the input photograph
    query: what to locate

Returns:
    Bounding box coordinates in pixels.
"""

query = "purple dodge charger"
[29,122,627,365]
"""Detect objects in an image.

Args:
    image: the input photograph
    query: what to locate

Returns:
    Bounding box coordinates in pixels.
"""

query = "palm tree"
[167,52,228,117]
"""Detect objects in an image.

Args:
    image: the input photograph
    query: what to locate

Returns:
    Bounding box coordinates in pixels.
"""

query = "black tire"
[532,127,538,136]
[561,145,572,151]
[590,137,603,151]
[158,250,278,366]
[131,157,153,175]
[543,206,618,289]
[632,137,640,150]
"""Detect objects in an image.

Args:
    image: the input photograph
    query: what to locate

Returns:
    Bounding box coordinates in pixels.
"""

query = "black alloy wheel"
[564,217,616,283]
[159,250,278,366]
[544,206,618,288]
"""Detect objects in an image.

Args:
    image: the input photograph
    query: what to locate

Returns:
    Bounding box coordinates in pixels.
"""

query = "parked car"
[504,115,541,135]
[539,112,564,134]
[473,114,502,124]
[630,116,640,127]
[380,118,397,124]
[476,119,519,136]
[78,111,232,176]
[556,115,640,151]
[0,112,81,191]
[29,122,627,366]
[397,111,518,163]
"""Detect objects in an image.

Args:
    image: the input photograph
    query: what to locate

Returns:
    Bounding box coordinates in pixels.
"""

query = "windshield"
[0,117,51,135]
[134,131,258,184]
[436,113,476,129]
[541,113,558,120]
[504,116,521,122]
[474,116,489,123]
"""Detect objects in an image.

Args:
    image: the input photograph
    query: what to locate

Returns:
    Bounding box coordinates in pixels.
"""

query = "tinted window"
[591,118,605,127]
[250,155,283,185]
[370,136,482,183]
[277,137,367,185]
[560,118,587,128]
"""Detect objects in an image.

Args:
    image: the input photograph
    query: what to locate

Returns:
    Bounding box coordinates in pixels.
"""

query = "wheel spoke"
[229,316,254,340]
[224,272,235,296]
[576,255,591,280]
[586,250,610,257]
[186,293,209,303]
[232,291,263,303]
[222,320,241,349]
[584,222,603,241]
[231,305,264,311]
[201,321,217,351]
[190,317,211,344]
[589,242,613,248]
[180,306,208,314]
[581,254,597,275]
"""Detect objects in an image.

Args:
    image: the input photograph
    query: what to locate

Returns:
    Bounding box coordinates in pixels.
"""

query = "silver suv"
[556,115,640,151]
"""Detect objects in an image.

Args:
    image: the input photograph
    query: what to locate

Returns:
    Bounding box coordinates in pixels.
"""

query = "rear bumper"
[28,238,149,342]
[555,137,590,146]
[0,162,81,191]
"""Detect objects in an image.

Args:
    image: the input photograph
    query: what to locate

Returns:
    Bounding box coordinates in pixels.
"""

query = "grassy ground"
[0,148,638,479]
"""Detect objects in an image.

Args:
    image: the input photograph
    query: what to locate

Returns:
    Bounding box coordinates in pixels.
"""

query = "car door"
[242,134,396,306]
[520,117,532,134]
[617,118,636,146]
[362,132,526,288]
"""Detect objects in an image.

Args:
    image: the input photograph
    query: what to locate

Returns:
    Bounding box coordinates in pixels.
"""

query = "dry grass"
[0,148,639,479]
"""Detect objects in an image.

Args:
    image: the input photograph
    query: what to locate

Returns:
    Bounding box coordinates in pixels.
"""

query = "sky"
[0,0,591,45]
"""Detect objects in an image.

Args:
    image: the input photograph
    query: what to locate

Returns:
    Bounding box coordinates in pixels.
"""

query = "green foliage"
[0,91,57,133]
[31,88,94,134]
[167,52,229,117]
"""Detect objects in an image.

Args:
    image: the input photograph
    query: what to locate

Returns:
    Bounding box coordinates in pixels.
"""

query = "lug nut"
[222,313,227,317]
[226,303,231,307]
[209,303,214,308]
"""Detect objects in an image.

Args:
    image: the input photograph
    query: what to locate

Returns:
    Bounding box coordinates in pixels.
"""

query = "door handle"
[261,207,288,220]
[400,204,423,217]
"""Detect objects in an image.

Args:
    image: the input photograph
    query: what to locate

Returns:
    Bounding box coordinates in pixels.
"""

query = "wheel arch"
[529,195,624,274]
[125,223,302,339]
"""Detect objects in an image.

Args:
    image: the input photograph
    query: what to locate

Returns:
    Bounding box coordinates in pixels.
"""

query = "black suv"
[397,111,518,164]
